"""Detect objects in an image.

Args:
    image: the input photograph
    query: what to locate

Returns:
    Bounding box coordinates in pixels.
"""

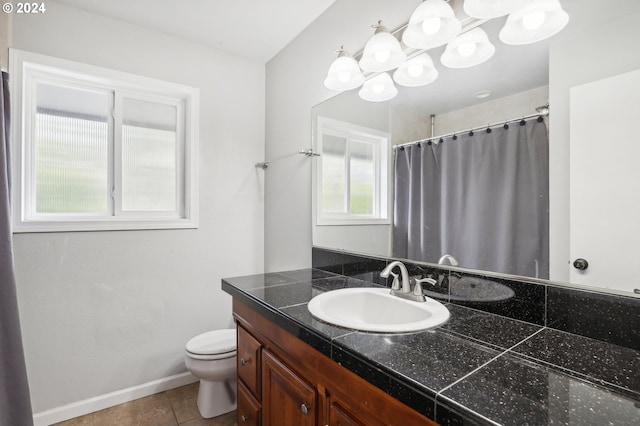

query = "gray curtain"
[1,71,34,425]
[393,118,549,279]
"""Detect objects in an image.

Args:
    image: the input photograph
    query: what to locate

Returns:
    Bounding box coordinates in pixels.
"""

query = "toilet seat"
[186,329,236,360]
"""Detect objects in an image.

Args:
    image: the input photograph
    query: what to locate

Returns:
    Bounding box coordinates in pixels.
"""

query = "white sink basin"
[307,287,450,333]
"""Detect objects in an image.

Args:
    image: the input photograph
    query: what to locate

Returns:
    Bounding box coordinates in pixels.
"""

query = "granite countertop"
[222,269,640,425]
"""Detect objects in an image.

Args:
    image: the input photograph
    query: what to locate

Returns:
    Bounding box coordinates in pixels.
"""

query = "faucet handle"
[389,271,400,290]
[413,277,437,296]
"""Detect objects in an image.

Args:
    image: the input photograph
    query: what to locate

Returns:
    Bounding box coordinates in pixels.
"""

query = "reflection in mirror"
[392,115,549,279]
[312,0,640,296]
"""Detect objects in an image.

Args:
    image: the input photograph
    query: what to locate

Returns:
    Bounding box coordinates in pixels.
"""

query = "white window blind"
[11,49,199,232]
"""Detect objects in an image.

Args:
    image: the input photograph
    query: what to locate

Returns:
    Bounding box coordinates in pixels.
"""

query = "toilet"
[184,329,237,418]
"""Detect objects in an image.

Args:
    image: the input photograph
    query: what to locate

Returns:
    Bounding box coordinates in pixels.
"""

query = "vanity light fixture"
[402,0,462,50]
[393,52,439,87]
[324,47,365,91]
[359,21,407,72]
[441,27,495,68]
[499,0,569,45]
[359,72,398,102]
[463,0,526,19]
[323,0,570,102]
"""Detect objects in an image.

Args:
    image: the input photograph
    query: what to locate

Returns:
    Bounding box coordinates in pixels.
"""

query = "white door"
[569,68,640,294]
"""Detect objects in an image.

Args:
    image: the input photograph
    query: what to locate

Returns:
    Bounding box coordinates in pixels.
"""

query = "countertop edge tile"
[331,341,437,420]
[222,279,333,357]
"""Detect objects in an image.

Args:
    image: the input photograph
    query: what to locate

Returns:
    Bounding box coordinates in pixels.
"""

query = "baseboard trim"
[33,372,198,426]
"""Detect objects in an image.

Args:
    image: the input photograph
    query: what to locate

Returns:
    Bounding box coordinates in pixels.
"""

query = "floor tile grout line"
[435,327,547,398]
[165,390,180,426]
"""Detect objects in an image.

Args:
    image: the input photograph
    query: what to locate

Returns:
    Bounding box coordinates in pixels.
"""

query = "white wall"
[10,1,265,416]
[265,0,422,271]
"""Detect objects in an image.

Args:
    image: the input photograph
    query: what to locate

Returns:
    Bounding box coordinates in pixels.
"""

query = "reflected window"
[316,116,389,225]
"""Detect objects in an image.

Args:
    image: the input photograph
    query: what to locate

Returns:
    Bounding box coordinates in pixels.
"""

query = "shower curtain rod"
[393,110,549,150]
[255,149,320,169]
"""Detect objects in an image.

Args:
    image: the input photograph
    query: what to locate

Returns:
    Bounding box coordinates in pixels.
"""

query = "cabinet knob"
[240,358,249,366]
[240,414,248,422]
[301,403,310,415]
[573,258,589,271]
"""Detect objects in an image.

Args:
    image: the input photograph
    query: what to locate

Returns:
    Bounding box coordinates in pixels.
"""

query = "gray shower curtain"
[1,71,34,425]
[393,118,549,279]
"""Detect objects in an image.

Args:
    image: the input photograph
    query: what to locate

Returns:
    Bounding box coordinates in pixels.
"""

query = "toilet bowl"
[184,329,237,418]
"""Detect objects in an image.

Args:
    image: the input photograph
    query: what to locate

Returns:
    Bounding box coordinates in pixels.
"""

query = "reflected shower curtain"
[393,118,549,279]
[1,71,33,425]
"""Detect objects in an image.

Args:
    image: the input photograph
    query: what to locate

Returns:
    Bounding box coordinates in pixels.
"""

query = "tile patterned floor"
[53,383,237,426]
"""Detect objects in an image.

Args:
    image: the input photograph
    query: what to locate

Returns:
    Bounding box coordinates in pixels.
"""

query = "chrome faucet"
[438,254,458,266]
[380,261,427,302]
[381,261,410,292]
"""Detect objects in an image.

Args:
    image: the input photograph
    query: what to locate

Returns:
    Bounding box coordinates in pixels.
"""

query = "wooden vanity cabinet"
[233,298,437,426]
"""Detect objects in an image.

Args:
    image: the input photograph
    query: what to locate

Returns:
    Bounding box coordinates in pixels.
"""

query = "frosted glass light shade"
[499,0,569,45]
[441,28,496,68]
[359,73,398,102]
[463,0,527,19]
[324,49,365,91]
[393,53,439,87]
[359,23,407,72]
[402,0,462,50]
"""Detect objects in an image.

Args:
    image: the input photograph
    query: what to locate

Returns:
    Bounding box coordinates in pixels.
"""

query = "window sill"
[12,218,198,233]
[316,218,391,226]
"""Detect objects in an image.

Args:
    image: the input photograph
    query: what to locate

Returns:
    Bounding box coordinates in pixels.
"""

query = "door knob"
[573,258,589,270]
[301,403,310,415]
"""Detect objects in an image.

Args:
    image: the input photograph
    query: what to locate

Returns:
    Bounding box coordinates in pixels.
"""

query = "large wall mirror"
[312,0,640,297]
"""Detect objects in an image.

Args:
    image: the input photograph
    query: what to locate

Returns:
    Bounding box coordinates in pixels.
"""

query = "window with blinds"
[11,49,199,232]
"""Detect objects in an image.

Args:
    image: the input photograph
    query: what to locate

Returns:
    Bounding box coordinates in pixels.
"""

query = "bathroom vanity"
[222,261,640,425]
[233,299,435,426]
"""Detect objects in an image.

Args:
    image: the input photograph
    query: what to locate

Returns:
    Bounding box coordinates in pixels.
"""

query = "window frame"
[10,49,199,232]
[315,116,390,226]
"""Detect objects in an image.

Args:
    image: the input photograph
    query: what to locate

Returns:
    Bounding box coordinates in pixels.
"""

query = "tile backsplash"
[312,247,640,351]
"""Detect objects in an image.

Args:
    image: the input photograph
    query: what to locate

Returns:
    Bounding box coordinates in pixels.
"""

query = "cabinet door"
[237,381,261,426]
[328,401,365,426]
[237,325,262,398]
[262,350,317,426]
